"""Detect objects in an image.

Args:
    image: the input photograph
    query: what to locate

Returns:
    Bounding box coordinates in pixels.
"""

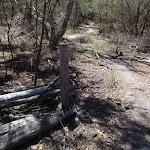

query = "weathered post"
[60,43,69,110]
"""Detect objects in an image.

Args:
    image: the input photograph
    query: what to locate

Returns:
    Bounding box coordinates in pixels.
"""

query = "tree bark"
[0,85,77,109]
[2,0,13,60]
[0,110,76,150]
[0,86,51,102]
[140,7,150,36]
[135,1,141,36]
[34,0,47,86]
[49,0,74,50]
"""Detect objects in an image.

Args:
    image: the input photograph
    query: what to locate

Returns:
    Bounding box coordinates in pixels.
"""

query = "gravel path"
[64,25,150,149]
[108,59,150,128]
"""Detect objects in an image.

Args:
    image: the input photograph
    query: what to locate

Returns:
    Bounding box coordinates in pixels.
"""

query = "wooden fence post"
[60,43,69,110]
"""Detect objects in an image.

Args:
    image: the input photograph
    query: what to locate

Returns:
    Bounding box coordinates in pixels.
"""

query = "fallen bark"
[0,110,76,150]
[0,85,77,109]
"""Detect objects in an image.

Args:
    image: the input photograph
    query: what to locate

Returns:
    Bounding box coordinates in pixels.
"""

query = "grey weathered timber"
[3,86,35,94]
[60,43,69,109]
[0,86,51,102]
[0,85,77,109]
[0,110,76,150]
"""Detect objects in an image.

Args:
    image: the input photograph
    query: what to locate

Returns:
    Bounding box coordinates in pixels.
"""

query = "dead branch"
[0,86,52,102]
[96,53,110,69]
[133,58,150,64]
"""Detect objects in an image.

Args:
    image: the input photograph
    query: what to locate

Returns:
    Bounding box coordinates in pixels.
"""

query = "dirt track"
[65,25,150,149]
[66,25,150,127]
[108,59,150,128]
[0,25,150,150]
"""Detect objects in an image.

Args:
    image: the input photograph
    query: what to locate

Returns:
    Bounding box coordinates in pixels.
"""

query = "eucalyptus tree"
[1,0,16,59]
[47,0,75,50]
[78,0,150,36]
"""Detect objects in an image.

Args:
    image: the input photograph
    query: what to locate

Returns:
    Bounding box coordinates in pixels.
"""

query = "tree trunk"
[34,0,47,86]
[0,110,76,150]
[0,86,50,102]
[0,85,77,109]
[140,7,150,36]
[72,0,80,27]
[49,0,74,50]
[2,0,13,60]
[135,1,141,36]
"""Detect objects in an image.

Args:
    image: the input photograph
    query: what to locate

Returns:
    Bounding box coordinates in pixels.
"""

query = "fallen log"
[0,110,76,150]
[0,76,60,103]
[0,85,77,109]
[0,78,103,109]
[0,85,52,102]
[2,86,35,94]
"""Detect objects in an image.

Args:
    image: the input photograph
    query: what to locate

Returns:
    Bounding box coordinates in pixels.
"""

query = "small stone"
[72,73,77,78]
[73,124,86,137]
[82,128,97,138]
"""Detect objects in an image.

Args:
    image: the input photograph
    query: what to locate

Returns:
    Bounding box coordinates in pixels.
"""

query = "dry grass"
[76,35,94,44]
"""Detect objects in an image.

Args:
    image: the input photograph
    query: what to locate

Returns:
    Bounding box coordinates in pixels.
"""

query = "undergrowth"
[76,35,94,44]
[65,28,76,35]
[107,73,118,87]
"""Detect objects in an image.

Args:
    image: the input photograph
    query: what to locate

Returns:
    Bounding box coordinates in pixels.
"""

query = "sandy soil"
[65,25,150,149]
